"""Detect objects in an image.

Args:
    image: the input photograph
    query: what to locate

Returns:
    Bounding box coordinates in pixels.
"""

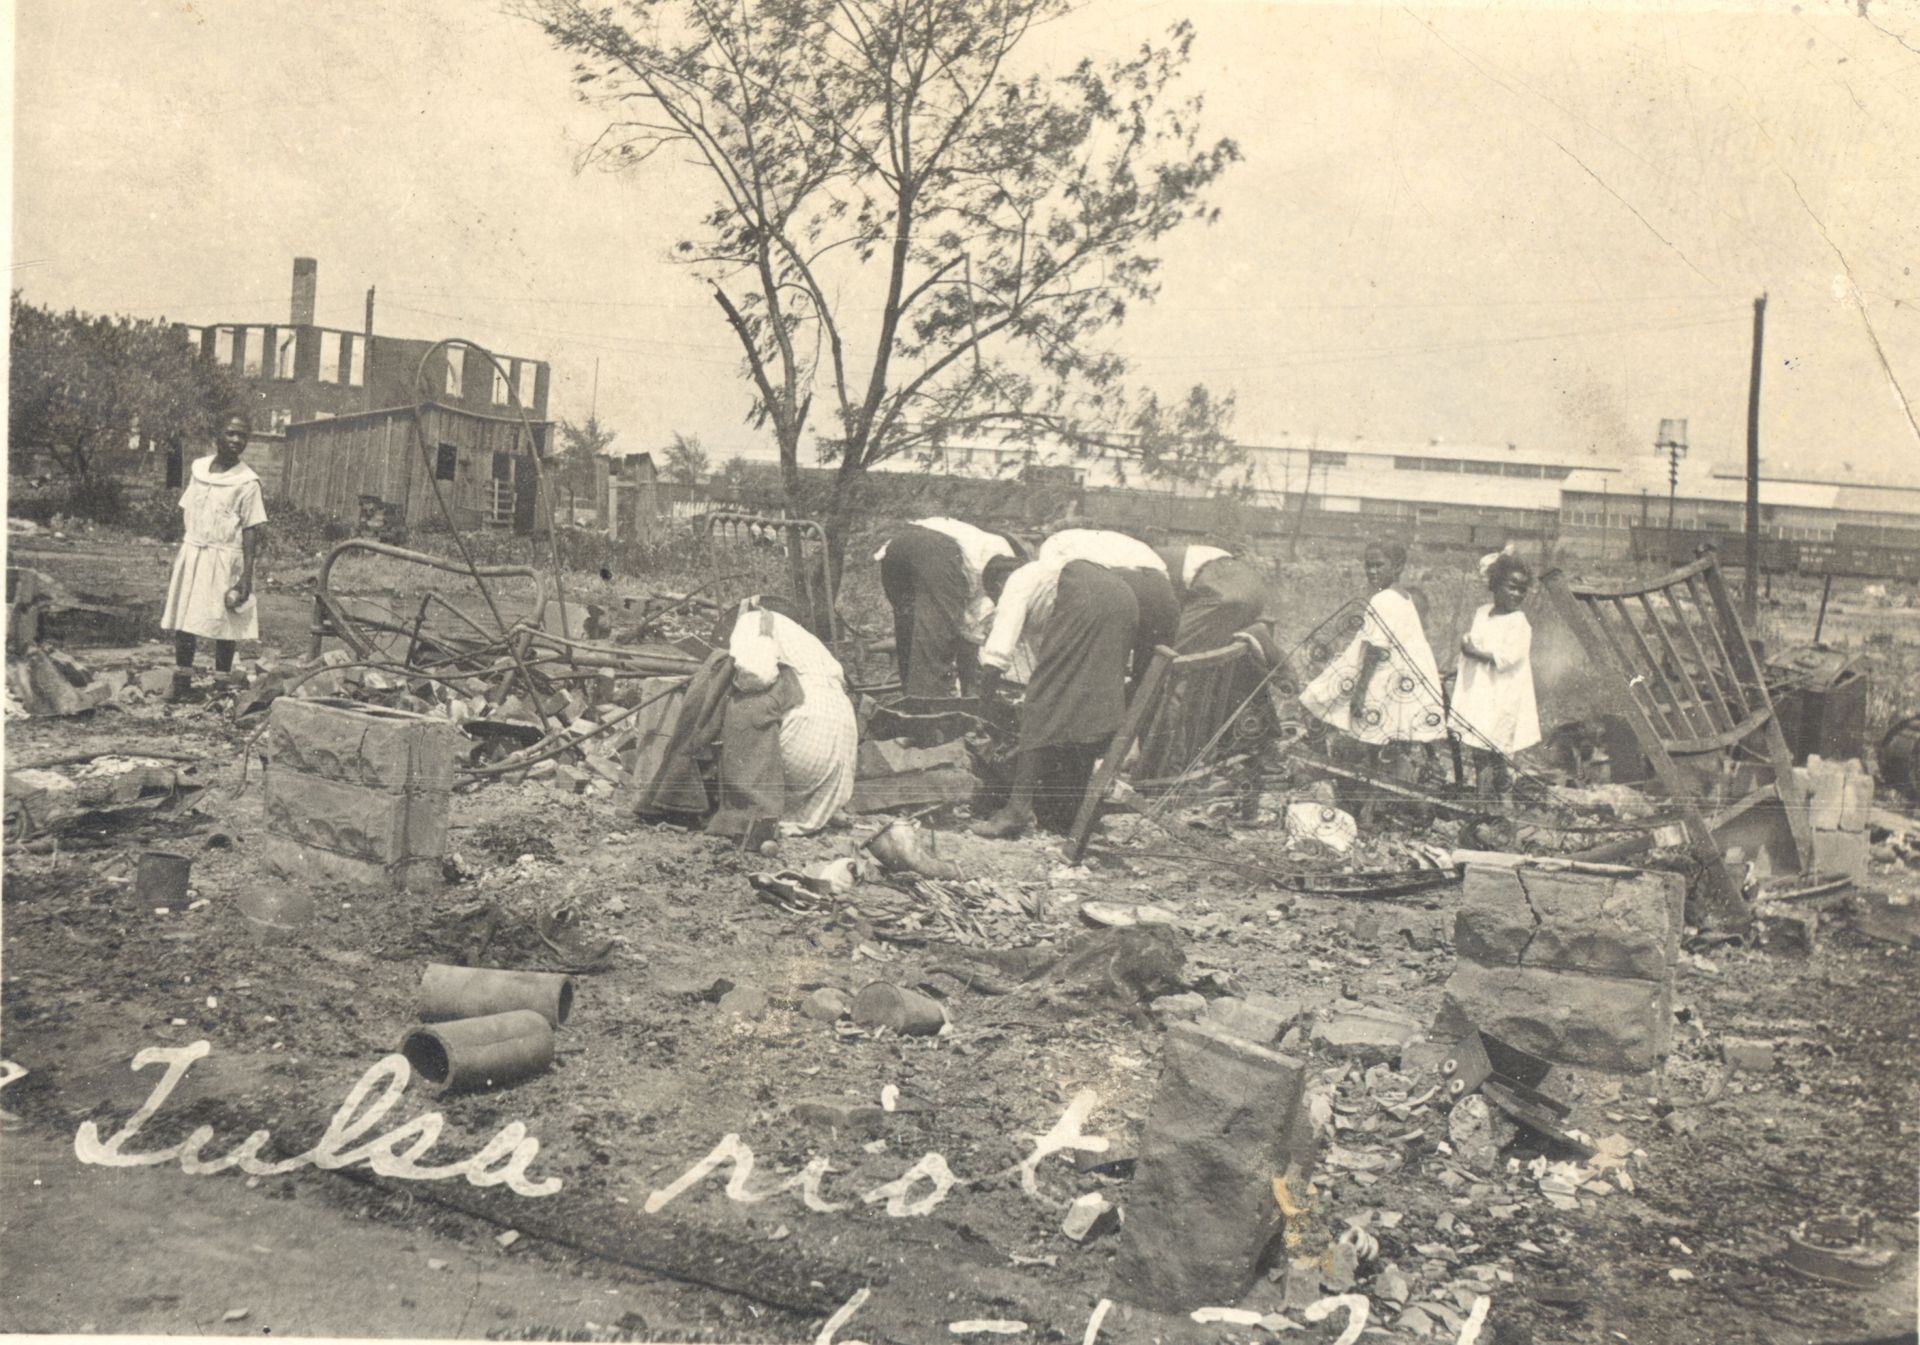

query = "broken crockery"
[804,857,864,895]
[1079,900,1179,929]
[417,963,575,1028]
[851,982,948,1036]
[400,1010,555,1095]
[236,887,316,943]
[1783,1211,1898,1288]
[864,819,963,880]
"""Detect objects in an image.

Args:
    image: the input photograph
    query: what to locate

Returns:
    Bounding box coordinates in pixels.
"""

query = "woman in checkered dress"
[725,600,858,834]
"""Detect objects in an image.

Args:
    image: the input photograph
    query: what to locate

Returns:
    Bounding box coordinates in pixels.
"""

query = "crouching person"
[970,557,1140,839]
[637,597,856,837]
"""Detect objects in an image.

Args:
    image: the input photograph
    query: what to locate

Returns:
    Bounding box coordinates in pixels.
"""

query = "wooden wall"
[280,404,554,534]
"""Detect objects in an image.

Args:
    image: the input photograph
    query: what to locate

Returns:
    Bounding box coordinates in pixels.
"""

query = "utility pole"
[1743,294,1768,626]
[590,357,600,422]
[363,286,377,412]
[1656,418,1688,559]
[1288,454,1317,560]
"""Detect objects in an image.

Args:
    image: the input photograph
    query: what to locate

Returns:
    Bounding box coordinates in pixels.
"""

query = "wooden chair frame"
[1066,640,1259,863]
[1542,551,1809,924]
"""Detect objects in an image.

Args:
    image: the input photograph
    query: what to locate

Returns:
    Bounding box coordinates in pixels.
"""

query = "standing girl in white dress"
[161,413,268,695]
[1450,551,1541,805]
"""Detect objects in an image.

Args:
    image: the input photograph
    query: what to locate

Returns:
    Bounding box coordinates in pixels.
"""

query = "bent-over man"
[1035,528,1177,682]
[874,517,1020,697]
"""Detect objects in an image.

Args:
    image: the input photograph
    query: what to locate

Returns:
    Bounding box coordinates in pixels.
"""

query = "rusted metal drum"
[1880,713,1920,803]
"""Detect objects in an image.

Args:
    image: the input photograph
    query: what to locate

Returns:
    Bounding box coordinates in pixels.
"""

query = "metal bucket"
[135,851,192,906]
[1881,713,1920,804]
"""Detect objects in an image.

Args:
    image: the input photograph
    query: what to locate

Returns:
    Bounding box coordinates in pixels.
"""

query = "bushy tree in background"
[664,431,710,484]
[517,0,1241,577]
[9,294,245,519]
[553,412,617,501]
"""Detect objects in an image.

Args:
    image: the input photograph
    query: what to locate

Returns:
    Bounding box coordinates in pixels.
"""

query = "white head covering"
[1479,541,1520,579]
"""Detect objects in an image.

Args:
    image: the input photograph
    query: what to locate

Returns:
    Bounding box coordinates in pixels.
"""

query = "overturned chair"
[1064,628,1293,863]
[1541,549,1811,928]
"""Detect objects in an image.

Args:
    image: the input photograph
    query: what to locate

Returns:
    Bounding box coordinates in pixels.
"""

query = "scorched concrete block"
[793,1099,885,1136]
[261,766,450,867]
[1107,1022,1313,1314]
[1309,1000,1422,1062]
[856,736,973,776]
[265,696,459,793]
[1812,828,1869,885]
[1439,961,1672,1073]
[256,833,444,892]
[1452,861,1681,981]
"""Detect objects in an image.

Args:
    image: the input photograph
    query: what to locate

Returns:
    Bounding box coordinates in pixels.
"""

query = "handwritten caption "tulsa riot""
[65,1044,1491,1345]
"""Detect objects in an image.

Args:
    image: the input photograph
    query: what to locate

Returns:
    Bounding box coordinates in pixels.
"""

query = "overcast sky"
[12,0,1920,486]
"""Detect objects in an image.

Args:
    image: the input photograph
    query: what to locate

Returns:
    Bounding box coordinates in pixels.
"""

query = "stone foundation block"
[262,766,450,869]
[1107,1022,1313,1314]
[256,832,444,892]
[1812,828,1869,885]
[1204,993,1307,1048]
[1438,961,1671,1073]
[1452,861,1682,981]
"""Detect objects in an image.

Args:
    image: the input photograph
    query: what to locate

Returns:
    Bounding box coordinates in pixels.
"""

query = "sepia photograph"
[4,0,1918,1341]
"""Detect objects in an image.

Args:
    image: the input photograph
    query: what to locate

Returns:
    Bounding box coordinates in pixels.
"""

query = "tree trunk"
[821,456,866,597]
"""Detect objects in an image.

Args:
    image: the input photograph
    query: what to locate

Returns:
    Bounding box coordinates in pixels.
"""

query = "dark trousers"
[880,527,976,697]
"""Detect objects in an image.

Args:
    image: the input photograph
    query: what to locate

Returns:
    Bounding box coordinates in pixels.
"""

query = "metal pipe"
[400,1010,554,1094]
[418,964,574,1027]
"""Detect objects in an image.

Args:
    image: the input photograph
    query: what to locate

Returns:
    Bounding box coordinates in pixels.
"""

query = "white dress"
[1449,604,1541,755]
[728,609,858,834]
[1299,587,1447,745]
[161,456,267,642]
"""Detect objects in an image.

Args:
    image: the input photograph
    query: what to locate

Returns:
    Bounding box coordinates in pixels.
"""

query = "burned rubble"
[5,512,1918,1345]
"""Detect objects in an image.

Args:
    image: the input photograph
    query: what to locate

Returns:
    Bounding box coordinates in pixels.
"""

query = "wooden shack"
[279,403,554,534]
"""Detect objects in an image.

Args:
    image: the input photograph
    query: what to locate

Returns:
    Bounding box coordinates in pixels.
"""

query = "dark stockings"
[174,631,236,674]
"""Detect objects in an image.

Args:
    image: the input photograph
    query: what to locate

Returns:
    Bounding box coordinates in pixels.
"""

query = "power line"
[1092,311,1758,376]
[379,300,745,363]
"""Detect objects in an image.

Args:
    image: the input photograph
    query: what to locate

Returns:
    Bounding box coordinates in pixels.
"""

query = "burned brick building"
[175,259,556,533]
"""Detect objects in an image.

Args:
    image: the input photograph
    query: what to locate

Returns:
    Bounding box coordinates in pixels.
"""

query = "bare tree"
[517,0,1241,574]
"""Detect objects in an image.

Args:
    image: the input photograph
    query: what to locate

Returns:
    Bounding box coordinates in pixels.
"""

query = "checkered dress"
[735,611,858,833]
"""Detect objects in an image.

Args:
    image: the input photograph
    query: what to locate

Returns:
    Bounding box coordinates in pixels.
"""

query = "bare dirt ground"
[4,529,1919,1344]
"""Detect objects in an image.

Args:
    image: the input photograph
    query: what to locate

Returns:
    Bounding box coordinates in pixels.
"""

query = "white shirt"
[874,517,1017,642]
[978,560,1065,674]
[1038,529,1166,574]
[873,518,1014,575]
[1181,545,1232,588]
[728,607,846,694]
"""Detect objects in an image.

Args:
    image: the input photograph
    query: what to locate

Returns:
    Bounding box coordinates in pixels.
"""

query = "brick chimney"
[290,257,318,326]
